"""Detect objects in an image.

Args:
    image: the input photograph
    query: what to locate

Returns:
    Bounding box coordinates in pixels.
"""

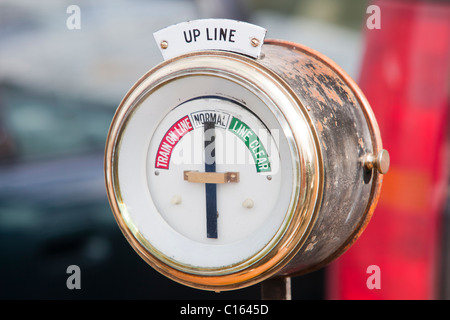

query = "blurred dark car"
[0,0,330,300]
[0,83,130,299]
[0,82,324,300]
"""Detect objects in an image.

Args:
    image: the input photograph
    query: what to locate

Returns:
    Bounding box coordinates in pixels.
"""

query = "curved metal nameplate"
[153,19,267,60]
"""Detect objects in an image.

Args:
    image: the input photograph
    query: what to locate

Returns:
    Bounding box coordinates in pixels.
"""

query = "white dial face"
[115,75,296,271]
[147,97,281,245]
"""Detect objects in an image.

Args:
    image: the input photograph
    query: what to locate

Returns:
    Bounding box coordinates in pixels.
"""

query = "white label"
[153,19,267,60]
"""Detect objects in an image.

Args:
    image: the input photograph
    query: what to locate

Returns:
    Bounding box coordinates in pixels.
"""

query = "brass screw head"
[251,38,260,47]
[160,40,168,49]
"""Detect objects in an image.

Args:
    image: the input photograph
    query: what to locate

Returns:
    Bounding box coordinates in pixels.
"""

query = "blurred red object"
[327,0,450,299]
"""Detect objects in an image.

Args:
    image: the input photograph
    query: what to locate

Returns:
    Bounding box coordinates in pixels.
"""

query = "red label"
[155,116,193,169]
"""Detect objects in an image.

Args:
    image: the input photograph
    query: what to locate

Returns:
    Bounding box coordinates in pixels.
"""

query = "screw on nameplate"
[160,41,168,49]
[153,19,267,60]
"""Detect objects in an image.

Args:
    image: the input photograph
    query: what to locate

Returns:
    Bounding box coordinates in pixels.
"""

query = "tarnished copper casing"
[260,40,384,276]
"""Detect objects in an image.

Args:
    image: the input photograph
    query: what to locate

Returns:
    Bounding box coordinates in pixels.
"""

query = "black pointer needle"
[204,121,218,239]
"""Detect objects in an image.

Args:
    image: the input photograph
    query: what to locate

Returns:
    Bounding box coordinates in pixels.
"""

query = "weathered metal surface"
[259,40,384,276]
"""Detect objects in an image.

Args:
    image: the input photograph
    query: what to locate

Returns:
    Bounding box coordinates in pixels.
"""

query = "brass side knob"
[364,149,390,174]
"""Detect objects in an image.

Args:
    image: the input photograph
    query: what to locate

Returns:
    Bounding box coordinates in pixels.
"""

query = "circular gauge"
[105,50,321,291]
[147,97,285,249]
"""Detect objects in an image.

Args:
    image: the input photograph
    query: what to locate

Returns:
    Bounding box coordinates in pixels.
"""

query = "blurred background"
[0,0,448,299]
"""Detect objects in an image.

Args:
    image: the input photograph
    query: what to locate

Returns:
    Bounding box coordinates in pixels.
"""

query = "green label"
[228,117,271,173]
